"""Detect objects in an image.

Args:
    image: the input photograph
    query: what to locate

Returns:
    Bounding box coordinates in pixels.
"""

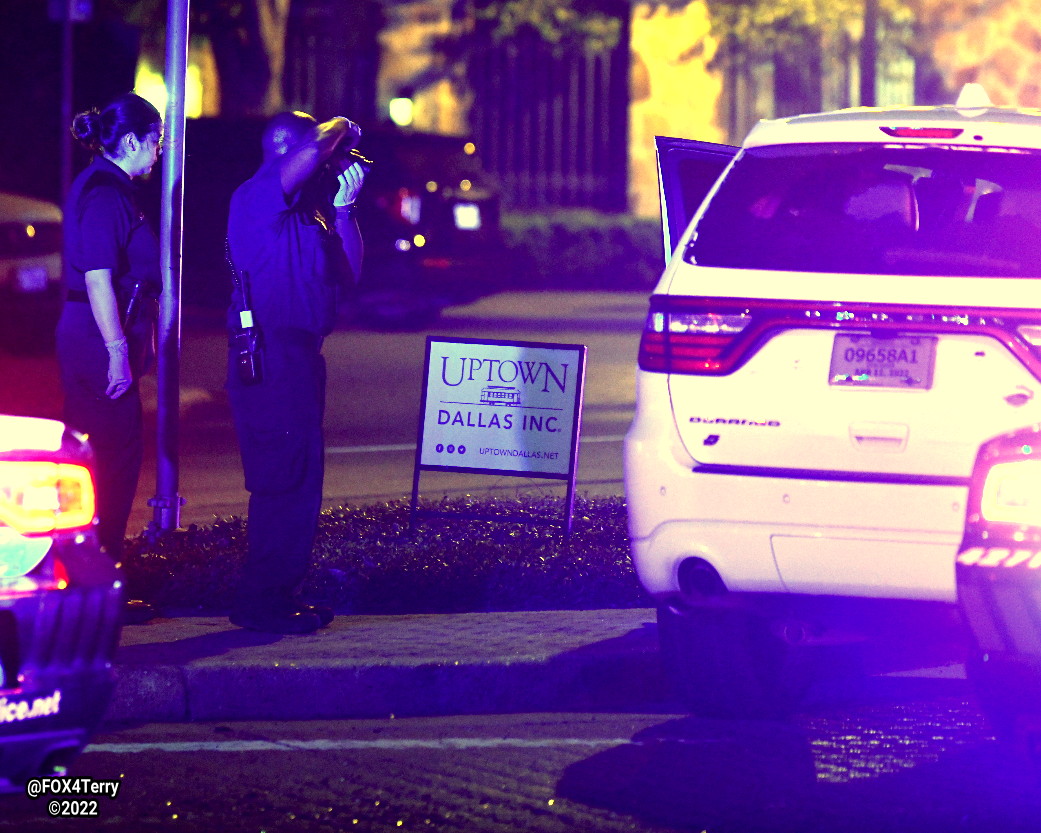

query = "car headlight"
[979,459,1041,526]
[0,461,96,535]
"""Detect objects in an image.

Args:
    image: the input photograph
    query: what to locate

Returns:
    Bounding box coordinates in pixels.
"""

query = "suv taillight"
[639,297,1041,378]
[638,303,752,374]
[0,461,95,536]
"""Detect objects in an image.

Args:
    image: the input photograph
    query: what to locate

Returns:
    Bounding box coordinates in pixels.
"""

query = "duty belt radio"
[225,238,263,385]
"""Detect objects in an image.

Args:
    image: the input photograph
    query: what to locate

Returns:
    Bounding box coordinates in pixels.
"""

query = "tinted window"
[687,143,1041,277]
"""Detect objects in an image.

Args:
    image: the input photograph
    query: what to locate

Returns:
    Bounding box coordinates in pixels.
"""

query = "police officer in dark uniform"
[58,93,162,597]
[225,112,365,634]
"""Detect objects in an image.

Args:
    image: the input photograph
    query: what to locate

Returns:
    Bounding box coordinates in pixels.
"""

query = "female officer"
[57,92,162,599]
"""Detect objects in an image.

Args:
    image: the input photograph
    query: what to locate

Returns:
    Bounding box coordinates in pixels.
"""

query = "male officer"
[226,112,366,633]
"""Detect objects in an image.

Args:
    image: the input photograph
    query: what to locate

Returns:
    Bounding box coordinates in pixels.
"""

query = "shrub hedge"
[500,209,663,291]
[122,495,651,615]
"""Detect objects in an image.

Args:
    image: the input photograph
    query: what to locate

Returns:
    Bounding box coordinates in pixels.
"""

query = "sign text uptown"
[419,338,586,478]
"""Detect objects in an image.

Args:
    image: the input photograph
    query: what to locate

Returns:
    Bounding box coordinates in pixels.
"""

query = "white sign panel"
[418,337,586,478]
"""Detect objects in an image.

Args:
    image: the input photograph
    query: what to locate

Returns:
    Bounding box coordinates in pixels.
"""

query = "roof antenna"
[956,83,994,108]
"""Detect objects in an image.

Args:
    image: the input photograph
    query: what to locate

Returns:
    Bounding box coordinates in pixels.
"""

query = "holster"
[231,327,263,385]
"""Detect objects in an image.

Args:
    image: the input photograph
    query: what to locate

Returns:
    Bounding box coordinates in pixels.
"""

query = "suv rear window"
[687,143,1041,277]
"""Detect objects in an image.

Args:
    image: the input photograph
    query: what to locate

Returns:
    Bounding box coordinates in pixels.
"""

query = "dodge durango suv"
[625,85,1041,717]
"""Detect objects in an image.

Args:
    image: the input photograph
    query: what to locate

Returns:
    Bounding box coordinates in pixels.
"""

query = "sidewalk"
[106,608,970,725]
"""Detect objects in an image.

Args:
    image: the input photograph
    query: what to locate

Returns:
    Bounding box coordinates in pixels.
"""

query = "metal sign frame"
[410,336,587,536]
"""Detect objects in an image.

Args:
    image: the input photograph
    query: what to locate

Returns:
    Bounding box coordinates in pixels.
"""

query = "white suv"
[625,85,1041,717]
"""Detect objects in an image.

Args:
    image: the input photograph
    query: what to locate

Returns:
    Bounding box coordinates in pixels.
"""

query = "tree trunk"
[204,0,288,117]
[256,0,292,113]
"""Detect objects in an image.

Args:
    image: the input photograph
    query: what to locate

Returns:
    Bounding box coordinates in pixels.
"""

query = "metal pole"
[860,0,878,107]
[150,0,189,533]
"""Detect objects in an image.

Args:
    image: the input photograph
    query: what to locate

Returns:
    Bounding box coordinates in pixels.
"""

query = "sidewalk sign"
[410,336,586,536]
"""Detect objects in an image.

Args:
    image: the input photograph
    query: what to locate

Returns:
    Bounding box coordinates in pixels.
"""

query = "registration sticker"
[829,333,936,389]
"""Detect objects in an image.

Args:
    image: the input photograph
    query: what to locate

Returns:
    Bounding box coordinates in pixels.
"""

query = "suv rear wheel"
[657,603,812,719]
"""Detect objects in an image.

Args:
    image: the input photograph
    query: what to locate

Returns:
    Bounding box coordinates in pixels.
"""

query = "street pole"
[860,0,878,107]
[150,0,190,533]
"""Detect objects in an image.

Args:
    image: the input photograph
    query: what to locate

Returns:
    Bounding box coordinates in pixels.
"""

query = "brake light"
[421,257,453,269]
[380,188,422,225]
[638,308,752,373]
[880,127,964,139]
[0,461,95,535]
[54,554,69,588]
[960,428,1041,552]
[978,459,1041,526]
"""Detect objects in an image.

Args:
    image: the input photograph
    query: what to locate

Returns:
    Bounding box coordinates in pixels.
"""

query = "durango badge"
[689,417,780,427]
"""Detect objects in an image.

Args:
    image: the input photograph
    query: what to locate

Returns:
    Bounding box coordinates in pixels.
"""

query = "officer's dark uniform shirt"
[226,159,351,337]
[63,155,160,306]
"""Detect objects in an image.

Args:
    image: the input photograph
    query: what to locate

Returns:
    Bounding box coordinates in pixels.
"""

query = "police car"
[957,424,1041,757]
[625,84,1041,717]
[0,414,122,792]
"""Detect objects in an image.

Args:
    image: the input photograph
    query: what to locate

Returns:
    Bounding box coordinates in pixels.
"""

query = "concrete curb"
[105,609,665,723]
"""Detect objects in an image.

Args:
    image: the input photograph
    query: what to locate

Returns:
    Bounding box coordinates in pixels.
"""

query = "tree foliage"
[461,0,986,58]
[702,0,914,54]
[95,0,1015,118]
[101,0,290,116]
[474,0,624,52]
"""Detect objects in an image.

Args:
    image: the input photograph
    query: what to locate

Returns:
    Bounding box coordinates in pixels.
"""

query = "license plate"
[453,203,482,230]
[16,265,48,292]
[829,333,936,389]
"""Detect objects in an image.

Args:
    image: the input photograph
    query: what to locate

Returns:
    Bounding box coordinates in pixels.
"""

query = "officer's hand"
[333,159,367,208]
[337,118,362,150]
[105,339,133,399]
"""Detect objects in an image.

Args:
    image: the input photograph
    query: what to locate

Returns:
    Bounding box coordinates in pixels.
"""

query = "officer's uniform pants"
[227,327,326,614]
[56,302,143,561]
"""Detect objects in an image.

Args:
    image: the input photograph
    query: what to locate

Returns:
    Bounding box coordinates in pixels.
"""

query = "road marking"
[327,443,414,454]
[87,737,637,754]
[326,435,626,455]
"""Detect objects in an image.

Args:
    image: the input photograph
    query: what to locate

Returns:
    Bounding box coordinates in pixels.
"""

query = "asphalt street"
[0,290,648,531]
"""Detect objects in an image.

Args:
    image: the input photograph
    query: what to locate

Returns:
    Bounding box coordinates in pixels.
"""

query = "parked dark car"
[958,423,1041,760]
[0,414,122,792]
[0,191,62,354]
[351,128,507,327]
[177,119,506,328]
